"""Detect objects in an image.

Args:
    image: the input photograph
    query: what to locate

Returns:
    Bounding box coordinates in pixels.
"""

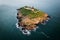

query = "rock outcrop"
[16,6,50,35]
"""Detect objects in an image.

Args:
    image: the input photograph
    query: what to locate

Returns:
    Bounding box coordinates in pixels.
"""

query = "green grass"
[20,7,32,16]
[19,7,45,19]
[28,11,44,19]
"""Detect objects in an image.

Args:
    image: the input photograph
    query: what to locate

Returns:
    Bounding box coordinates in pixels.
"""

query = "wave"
[16,23,31,35]
[16,23,39,35]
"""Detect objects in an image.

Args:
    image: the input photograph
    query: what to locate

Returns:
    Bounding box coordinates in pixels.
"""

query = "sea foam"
[16,23,38,35]
[16,23,31,35]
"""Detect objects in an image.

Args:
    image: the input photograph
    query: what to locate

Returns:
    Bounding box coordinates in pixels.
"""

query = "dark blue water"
[0,4,60,40]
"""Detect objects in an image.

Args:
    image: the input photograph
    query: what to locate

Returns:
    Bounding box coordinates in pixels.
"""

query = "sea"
[0,1,60,40]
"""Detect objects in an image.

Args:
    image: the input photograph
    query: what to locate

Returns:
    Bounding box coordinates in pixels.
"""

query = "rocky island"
[16,6,51,35]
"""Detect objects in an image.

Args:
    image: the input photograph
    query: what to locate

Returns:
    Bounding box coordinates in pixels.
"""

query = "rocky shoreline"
[16,6,51,35]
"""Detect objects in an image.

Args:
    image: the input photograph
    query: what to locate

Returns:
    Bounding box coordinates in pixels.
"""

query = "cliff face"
[17,6,50,31]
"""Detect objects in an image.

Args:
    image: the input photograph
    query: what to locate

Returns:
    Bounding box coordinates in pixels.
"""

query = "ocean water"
[0,1,60,40]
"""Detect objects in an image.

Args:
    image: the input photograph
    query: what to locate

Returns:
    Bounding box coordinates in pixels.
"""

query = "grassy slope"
[20,7,45,19]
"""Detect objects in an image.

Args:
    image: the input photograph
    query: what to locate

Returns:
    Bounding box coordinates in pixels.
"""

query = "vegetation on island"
[17,6,50,33]
[18,6,45,19]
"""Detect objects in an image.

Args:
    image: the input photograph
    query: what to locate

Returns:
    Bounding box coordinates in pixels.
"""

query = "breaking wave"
[16,23,38,35]
[16,23,31,35]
